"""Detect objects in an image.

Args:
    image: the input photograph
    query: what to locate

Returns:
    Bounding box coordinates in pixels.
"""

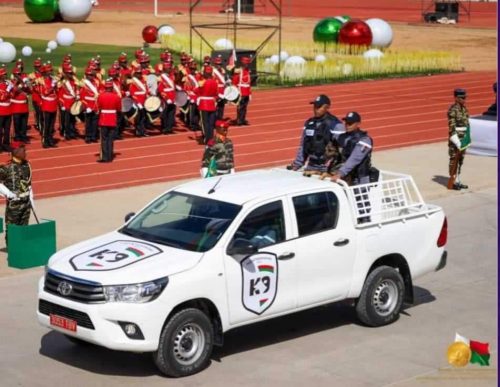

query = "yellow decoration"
[447,342,471,367]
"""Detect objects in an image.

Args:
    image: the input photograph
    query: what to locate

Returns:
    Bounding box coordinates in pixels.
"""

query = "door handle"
[334,238,349,247]
[278,252,295,260]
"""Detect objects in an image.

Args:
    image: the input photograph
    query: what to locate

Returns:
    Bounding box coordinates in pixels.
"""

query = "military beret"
[215,120,230,129]
[10,141,25,152]
[454,88,466,97]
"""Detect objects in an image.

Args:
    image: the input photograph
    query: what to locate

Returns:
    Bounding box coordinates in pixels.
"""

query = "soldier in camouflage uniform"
[447,88,469,190]
[200,120,234,177]
[0,142,32,237]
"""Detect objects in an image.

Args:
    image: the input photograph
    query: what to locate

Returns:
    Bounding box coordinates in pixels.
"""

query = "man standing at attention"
[447,88,469,190]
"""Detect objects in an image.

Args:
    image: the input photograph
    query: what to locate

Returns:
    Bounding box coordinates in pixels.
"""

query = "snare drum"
[145,96,162,122]
[223,85,240,103]
[70,100,83,116]
[174,90,189,107]
[121,97,138,121]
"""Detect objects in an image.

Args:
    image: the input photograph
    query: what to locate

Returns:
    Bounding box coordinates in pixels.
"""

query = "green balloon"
[24,0,59,23]
[313,17,344,43]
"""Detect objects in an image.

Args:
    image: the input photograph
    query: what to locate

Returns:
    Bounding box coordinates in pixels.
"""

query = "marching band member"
[131,48,146,68]
[108,67,125,139]
[0,66,13,151]
[80,67,101,143]
[157,62,176,134]
[129,66,149,137]
[28,58,43,132]
[212,55,228,120]
[139,54,155,76]
[118,52,132,84]
[232,56,252,126]
[93,55,106,83]
[184,59,201,131]
[11,67,31,143]
[196,66,218,143]
[96,79,121,162]
[58,64,79,140]
[40,63,59,148]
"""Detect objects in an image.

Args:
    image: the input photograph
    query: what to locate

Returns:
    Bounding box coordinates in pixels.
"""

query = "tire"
[355,266,405,327]
[153,308,214,377]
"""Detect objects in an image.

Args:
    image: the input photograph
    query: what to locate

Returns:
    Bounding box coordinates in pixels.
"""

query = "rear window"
[292,192,339,236]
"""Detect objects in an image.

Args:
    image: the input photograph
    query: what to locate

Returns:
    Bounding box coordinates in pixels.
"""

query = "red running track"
[2,71,495,199]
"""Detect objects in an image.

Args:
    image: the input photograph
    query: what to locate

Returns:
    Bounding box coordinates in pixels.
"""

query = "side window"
[231,201,285,249]
[292,192,339,237]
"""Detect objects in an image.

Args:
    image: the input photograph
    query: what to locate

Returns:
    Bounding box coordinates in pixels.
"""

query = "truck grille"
[44,270,106,304]
[39,299,95,330]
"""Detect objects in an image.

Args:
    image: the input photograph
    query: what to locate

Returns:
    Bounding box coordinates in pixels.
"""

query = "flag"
[228,48,236,67]
[205,156,217,178]
[460,126,471,151]
[455,332,490,366]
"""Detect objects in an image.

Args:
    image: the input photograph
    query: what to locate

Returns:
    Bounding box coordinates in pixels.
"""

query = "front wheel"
[355,266,405,327]
[153,308,214,377]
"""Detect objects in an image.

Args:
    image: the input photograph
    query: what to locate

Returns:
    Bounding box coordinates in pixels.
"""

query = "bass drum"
[122,97,138,121]
[174,90,189,107]
[223,85,240,103]
[145,96,163,123]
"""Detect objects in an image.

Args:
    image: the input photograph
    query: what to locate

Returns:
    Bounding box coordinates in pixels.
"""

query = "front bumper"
[37,277,167,352]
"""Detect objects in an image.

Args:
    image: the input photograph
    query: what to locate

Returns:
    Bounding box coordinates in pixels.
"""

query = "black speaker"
[211,49,258,85]
[434,1,459,21]
[240,0,254,13]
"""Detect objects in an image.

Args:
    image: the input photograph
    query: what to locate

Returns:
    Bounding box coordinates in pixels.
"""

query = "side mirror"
[124,212,136,223]
[227,238,257,256]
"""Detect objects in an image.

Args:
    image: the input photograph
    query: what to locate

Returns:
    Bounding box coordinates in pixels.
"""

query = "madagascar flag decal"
[258,265,274,273]
[126,246,145,257]
[456,332,491,366]
[259,299,269,306]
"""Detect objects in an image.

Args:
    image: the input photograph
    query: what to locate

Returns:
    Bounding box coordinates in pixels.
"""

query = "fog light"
[118,321,144,340]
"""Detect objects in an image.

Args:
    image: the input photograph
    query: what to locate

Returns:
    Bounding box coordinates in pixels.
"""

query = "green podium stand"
[7,219,57,269]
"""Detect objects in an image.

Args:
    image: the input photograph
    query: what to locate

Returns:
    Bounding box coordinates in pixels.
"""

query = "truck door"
[289,191,356,307]
[223,199,297,326]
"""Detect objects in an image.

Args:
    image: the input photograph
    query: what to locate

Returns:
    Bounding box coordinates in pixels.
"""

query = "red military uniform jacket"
[97,91,122,127]
[111,78,124,98]
[80,78,101,112]
[196,78,218,111]
[213,66,226,99]
[0,81,12,116]
[157,73,176,104]
[58,79,78,110]
[40,77,58,113]
[129,76,148,106]
[184,73,200,104]
[11,81,30,114]
[232,68,252,97]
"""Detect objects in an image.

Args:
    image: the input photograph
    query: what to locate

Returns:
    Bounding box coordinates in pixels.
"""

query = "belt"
[101,109,117,113]
[0,102,11,107]
[239,84,250,88]
[84,96,97,101]
[11,99,28,104]
[455,126,467,132]
[63,95,75,99]
[42,96,56,101]
[134,91,146,95]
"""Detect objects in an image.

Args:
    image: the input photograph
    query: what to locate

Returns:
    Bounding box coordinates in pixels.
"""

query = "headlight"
[103,277,168,303]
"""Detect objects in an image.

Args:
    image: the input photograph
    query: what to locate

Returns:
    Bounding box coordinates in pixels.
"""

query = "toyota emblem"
[57,281,73,296]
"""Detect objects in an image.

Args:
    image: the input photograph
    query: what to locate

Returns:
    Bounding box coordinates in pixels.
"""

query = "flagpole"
[237,0,241,21]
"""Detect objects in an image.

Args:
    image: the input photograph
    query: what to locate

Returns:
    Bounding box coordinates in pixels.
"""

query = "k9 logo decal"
[70,240,163,271]
[241,253,278,315]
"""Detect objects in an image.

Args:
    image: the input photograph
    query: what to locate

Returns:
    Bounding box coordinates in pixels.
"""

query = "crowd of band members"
[0,49,253,158]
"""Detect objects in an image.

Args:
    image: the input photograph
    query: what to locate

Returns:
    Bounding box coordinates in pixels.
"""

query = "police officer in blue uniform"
[289,94,343,173]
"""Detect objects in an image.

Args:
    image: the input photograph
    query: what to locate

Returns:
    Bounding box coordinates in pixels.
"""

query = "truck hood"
[48,231,203,285]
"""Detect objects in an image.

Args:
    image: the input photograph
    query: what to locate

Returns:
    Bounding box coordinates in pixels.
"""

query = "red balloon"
[338,20,372,46]
[142,25,158,44]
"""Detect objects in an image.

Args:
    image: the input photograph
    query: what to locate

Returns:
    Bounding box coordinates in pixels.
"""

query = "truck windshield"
[119,191,241,252]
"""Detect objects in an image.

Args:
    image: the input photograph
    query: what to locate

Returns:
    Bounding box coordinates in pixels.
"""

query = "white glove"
[125,91,130,97]
[61,106,66,111]
[230,168,235,174]
[200,167,208,178]
[167,99,173,104]
[137,103,144,110]
[76,95,80,101]
[0,184,17,200]
[85,107,92,114]
[158,107,163,112]
[6,82,13,92]
[51,80,57,88]
[450,133,461,149]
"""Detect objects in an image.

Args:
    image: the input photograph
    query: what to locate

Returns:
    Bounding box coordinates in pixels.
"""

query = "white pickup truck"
[37,169,447,377]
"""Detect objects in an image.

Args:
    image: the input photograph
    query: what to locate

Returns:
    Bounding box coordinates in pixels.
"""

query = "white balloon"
[47,40,58,50]
[363,48,384,59]
[269,54,280,64]
[214,38,233,50]
[59,0,93,23]
[22,46,33,57]
[0,42,16,63]
[315,54,326,63]
[342,63,353,75]
[158,25,176,37]
[264,58,271,64]
[284,56,306,79]
[285,55,306,65]
[365,18,393,48]
[46,48,52,54]
[56,28,76,46]
[279,50,289,61]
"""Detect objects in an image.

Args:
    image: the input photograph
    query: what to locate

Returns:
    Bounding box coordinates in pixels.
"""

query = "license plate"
[50,314,77,332]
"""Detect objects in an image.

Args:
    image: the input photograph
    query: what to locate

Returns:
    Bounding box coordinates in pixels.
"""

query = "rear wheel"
[355,266,405,327]
[153,308,214,377]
